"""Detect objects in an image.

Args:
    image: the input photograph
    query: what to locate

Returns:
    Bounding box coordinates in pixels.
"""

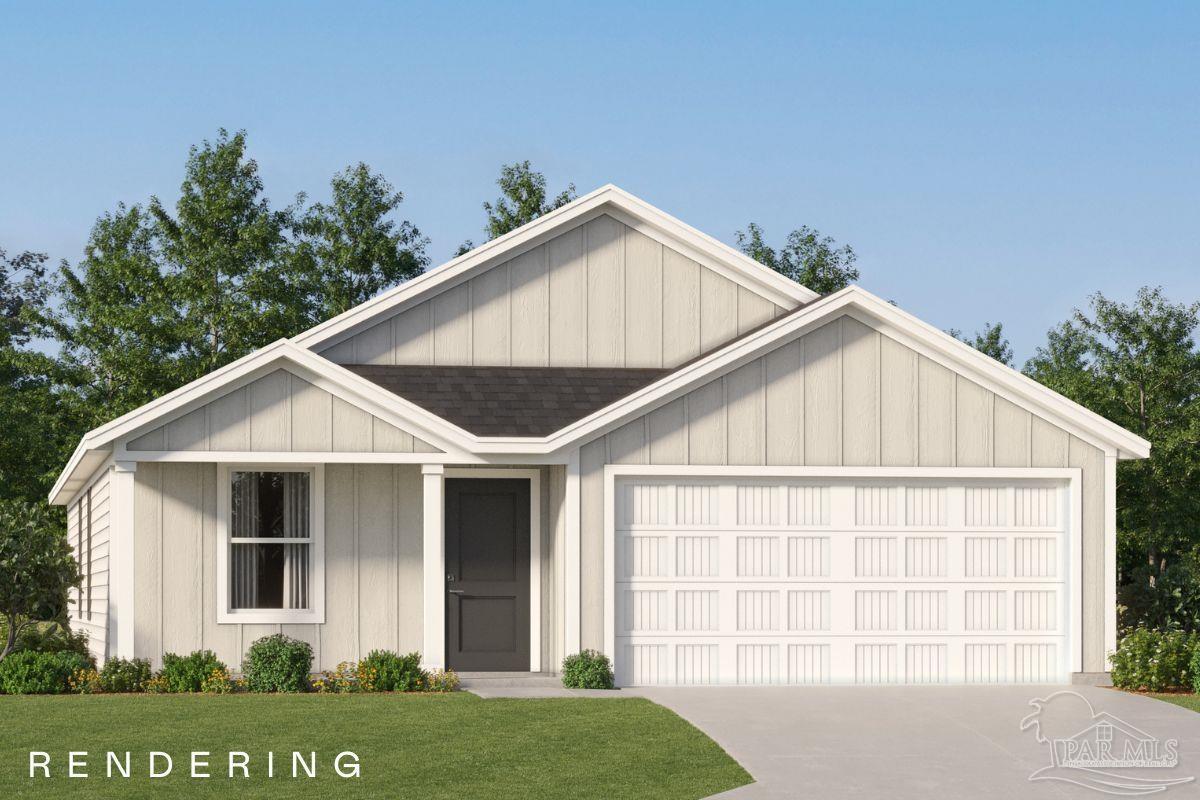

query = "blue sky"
[2,1,1197,362]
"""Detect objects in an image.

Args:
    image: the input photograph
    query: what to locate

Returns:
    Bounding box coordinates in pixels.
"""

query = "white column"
[110,461,138,659]
[1104,454,1118,669]
[422,464,445,670]
[565,449,581,656]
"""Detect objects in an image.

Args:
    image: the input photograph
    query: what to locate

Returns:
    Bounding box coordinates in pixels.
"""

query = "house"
[50,185,1149,686]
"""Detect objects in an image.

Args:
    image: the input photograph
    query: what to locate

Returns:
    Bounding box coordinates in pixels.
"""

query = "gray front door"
[445,478,530,671]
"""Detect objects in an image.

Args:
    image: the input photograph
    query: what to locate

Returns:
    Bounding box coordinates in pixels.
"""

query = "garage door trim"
[602,465,1083,683]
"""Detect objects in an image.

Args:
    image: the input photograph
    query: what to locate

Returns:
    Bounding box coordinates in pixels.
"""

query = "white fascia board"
[291,184,816,352]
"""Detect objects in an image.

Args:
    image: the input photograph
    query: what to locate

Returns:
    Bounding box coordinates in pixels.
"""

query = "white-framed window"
[216,464,324,624]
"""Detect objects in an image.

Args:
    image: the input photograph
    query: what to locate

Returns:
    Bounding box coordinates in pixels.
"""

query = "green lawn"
[1149,693,1200,713]
[0,693,750,799]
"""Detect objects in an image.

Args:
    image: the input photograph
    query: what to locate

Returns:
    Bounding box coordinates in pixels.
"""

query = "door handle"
[448,589,465,595]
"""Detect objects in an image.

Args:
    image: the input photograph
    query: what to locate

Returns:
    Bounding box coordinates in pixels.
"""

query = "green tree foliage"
[44,205,183,422]
[458,161,575,254]
[735,222,860,294]
[0,248,77,502]
[1025,287,1200,632]
[0,500,80,661]
[41,130,424,439]
[150,129,296,375]
[949,322,1014,366]
[293,162,429,321]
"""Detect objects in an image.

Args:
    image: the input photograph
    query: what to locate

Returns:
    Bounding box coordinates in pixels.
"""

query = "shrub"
[360,650,426,692]
[242,634,312,693]
[144,675,169,694]
[312,662,358,693]
[200,666,235,694]
[1191,648,1200,695]
[159,650,226,693]
[1110,629,1199,691]
[98,657,153,693]
[69,667,101,694]
[561,650,614,690]
[0,650,92,694]
[13,622,90,658]
[425,668,459,693]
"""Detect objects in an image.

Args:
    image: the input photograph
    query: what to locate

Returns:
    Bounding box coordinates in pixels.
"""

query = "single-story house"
[51,185,1148,685]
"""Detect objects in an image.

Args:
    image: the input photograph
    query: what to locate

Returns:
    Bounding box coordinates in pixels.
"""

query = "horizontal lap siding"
[579,313,1111,672]
[126,369,438,454]
[321,215,786,369]
[69,470,110,661]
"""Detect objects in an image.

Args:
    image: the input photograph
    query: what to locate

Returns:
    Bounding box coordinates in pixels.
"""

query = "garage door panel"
[615,476,1071,685]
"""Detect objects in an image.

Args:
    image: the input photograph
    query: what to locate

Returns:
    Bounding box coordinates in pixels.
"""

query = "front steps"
[456,671,561,690]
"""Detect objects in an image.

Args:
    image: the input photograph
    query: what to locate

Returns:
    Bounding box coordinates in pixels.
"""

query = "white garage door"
[613,476,1073,686]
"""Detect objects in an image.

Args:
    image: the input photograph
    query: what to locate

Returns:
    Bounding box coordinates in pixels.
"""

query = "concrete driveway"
[633,686,1200,799]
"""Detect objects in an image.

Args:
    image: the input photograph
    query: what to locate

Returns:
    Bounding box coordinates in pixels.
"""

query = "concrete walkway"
[632,686,1200,799]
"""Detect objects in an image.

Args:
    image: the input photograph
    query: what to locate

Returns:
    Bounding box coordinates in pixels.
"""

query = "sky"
[1,1,1197,363]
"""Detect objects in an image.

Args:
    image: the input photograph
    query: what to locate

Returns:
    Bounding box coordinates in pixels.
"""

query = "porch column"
[421,464,445,670]
[110,461,138,659]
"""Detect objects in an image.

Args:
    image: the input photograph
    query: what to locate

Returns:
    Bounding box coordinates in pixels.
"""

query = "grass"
[0,692,750,799]
[1148,693,1200,713]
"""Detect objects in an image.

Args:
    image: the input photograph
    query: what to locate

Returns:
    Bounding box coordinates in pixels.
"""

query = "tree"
[150,129,295,377]
[735,222,860,294]
[0,500,80,661]
[293,162,429,321]
[458,161,575,254]
[42,205,184,423]
[0,247,79,503]
[1025,287,1200,632]
[1,247,50,349]
[949,322,1014,366]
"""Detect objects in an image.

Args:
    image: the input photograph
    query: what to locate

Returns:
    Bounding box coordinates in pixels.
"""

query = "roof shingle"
[343,365,670,436]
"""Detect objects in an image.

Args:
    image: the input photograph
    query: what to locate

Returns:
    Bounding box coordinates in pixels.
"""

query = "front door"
[445,478,530,671]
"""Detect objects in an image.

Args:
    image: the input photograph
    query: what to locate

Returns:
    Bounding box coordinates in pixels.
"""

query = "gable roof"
[48,339,477,504]
[512,285,1150,460]
[292,184,819,353]
[344,365,670,436]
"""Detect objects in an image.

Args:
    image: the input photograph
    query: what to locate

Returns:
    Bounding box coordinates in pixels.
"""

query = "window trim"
[216,464,325,624]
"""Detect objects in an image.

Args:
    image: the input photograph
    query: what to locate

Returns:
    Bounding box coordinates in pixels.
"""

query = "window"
[218,466,324,624]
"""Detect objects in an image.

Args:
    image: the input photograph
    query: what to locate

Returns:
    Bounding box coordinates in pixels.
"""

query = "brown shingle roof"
[343,365,670,436]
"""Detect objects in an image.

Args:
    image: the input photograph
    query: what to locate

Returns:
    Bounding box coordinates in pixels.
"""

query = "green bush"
[242,634,312,693]
[12,622,90,658]
[1111,629,1199,691]
[0,650,93,694]
[561,649,614,689]
[98,657,153,693]
[359,650,426,692]
[425,668,459,693]
[159,650,226,693]
[1190,647,1200,695]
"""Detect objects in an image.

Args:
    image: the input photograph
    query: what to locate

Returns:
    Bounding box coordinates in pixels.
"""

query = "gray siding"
[576,314,1112,672]
[126,369,440,454]
[320,215,787,369]
[67,469,110,662]
[133,462,565,672]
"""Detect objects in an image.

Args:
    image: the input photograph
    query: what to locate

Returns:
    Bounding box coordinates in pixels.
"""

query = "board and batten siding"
[67,468,111,662]
[318,214,787,369]
[125,369,440,454]
[577,314,1111,673]
[132,463,565,672]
